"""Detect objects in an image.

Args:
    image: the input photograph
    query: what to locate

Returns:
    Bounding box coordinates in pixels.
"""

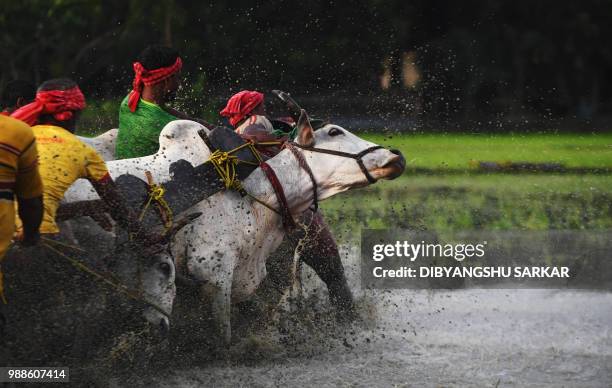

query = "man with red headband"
[220,90,356,316]
[220,90,272,133]
[220,90,295,156]
[11,78,146,239]
[116,45,207,159]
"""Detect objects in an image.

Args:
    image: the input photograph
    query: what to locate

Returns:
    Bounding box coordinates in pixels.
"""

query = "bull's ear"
[296,109,314,147]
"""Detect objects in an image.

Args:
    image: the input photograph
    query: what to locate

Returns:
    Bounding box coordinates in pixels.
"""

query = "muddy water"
[131,246,612,388]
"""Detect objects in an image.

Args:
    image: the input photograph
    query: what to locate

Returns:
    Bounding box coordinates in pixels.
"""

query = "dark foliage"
[1,1,611,126]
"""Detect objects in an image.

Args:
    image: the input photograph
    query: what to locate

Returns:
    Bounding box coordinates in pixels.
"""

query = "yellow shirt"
[16,125,109,234]
[0,116,43,259]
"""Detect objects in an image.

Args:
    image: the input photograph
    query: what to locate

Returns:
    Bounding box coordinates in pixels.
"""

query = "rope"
[244,192,281,214]
[0,238,88,305]
[260,161,296,231]
[208,148,281,215]
[207,140,282,193]
[208,149,241,191]
[41,238,169,317]
[41,236,86,252]
[208,140,281,196]
[284,142,319,212]
[205,139,291,220]
[138,182,173,231]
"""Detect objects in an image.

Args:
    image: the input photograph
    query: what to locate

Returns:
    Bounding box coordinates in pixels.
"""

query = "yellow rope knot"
[206,140,286,211]
[209,149,240,189]
[139,183,173,230]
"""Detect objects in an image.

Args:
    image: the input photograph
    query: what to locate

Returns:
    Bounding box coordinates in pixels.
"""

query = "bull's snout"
[383,149,406,179]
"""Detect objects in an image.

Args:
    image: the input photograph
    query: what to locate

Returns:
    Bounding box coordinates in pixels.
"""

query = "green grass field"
[320,132,612,239]
[360,132,612,169]
[322,175,612,237]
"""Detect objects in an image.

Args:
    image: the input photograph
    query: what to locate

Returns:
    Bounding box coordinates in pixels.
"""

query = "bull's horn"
[163,212,203,241]
[296,109,315,147]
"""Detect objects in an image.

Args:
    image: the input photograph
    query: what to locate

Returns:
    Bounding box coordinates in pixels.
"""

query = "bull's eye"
[159,262,172,277]
[328,127,344,137]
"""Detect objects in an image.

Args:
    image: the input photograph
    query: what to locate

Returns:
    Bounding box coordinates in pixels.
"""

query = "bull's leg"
[210,279,232,346]
[296,211,355,316]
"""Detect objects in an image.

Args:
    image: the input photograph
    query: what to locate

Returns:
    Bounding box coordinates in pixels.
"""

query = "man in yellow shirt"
[0,115,44,311]
[2,80,161,356]
[11,78,145,238]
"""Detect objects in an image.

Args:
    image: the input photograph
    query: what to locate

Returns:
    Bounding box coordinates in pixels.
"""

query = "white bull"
[70,116,405,345]
[170,115,405,344]
[78,128,118,161]
[65,120,211,201]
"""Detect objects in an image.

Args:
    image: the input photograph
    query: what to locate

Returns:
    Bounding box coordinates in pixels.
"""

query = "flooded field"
[143,291,611,387]
[125,246,612,388]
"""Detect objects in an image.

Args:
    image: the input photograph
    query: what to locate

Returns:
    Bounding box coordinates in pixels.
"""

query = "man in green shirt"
[116,45,203,159]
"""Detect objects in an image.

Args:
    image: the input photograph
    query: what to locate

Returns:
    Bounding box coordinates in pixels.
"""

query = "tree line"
[1,0,611,126]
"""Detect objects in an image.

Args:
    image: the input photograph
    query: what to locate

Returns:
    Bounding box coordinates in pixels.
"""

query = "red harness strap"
[283,142,319,212]
[259,161,296,231]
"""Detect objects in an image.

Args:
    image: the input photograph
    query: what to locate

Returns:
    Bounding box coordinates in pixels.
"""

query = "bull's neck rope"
[247,141,384,231]
[207,138,383,231]
[205,140,287,216]
[283,142,319,212]
[204,139,310,230]
[137,171,173,232]
[258,160,297,230]
[290,142,383,184]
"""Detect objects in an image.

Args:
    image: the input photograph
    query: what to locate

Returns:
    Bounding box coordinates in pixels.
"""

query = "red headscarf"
[11,86,86,126]
[127,57,183,112]
[220,90,264,127]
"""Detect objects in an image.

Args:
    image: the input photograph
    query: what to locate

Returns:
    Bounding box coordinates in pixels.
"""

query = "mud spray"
[96,245,612,387]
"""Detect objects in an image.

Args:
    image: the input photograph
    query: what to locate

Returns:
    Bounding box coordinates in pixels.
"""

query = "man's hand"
[17,195,43,247]
[20,230,40,247]
[13,229,40,247]
[56,200,114,232]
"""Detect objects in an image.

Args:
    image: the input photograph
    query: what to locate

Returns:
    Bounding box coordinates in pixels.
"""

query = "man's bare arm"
[17,196,43,246]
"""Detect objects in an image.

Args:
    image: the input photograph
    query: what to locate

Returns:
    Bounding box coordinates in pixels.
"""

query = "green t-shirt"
[115,95,178,159]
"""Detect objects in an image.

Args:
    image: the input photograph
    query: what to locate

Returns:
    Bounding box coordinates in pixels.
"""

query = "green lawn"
[364,173,612,193]
[361,132,612,169]
[321,174,612,239]
[321,133,612,237]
